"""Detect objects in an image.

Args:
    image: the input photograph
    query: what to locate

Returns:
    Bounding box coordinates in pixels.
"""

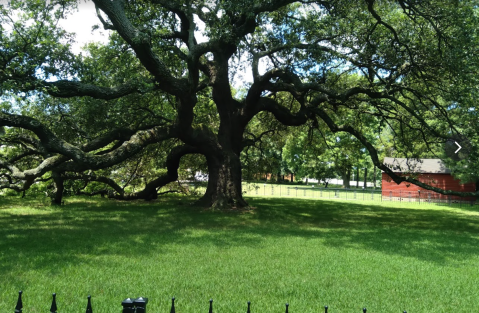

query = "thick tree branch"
[0,154,68,181]
[63,173,125,196]
[92,0,185,95]
[0,112,178,170]
[95,5,115,30]
[111,144,200,200]
[150,0,195,46]
[257,97,311,126]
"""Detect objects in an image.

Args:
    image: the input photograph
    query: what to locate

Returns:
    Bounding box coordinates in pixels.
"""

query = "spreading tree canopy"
[1,0,478,208]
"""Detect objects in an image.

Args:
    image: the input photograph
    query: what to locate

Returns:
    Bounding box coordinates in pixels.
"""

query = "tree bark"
[363,167,368,189]
[356,167,359,188]
[342,167,351,188]
[113,145,199,200]
[51,171,64,205]
[198,150,248,209]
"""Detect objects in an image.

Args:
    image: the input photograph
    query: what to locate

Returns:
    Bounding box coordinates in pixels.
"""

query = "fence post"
[247,301,251,313]
[50,293,58,313]
[122,298,135,313]
[209,299,213,313]
[15,291,22,313]
[285,303,289,313]
[418,190,421,203]
[170,298,175,313]
[134,297,148,313]
[85,295,92,313]
[324,305,328,313]
[363,308,367,313]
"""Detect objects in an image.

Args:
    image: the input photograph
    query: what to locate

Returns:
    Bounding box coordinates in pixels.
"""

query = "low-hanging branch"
[0,112,179,170]
[109,144,200,200]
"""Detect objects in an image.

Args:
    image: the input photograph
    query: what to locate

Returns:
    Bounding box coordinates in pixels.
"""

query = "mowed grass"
[1,195,479,313]
[241,183,479,209]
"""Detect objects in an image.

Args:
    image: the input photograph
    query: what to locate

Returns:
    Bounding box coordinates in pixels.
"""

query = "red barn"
[382,157,476,202]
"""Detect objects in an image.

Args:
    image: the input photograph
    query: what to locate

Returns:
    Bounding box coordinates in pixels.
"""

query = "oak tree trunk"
[199,150,248,209]
[342,167,351,189]
[51,171,64,205]
[363,167,368,189]
[356,167,359,188]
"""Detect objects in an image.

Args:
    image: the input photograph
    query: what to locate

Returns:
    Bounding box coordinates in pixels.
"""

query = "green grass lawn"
[1,195,478,313]
[241,182,478,208]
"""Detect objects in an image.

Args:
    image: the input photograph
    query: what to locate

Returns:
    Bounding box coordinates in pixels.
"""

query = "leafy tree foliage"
[1,0,478,207]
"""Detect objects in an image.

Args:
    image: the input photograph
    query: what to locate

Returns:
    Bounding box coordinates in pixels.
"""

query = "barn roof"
[383,157,451,174]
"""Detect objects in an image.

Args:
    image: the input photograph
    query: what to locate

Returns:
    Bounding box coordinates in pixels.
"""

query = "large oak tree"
[1,0,478,207]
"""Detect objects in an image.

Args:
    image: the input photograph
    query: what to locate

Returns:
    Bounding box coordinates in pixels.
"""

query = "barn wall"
[381,173,476,200]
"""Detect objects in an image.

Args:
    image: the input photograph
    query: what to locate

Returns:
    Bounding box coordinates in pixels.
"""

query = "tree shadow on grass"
[0,195,478,278]
[0,196,265,277]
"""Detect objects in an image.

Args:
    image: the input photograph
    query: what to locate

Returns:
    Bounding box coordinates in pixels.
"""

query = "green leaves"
[1,0,479,202]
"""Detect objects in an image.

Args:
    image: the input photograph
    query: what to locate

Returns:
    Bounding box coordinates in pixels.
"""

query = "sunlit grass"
[242,182,479,211]
[1,195,478,313]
